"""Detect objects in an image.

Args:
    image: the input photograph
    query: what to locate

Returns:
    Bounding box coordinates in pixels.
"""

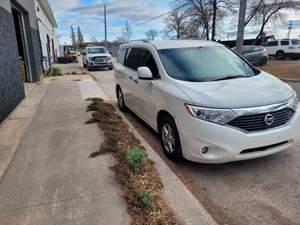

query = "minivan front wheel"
[117,87,126,111]
[159,116,182,162]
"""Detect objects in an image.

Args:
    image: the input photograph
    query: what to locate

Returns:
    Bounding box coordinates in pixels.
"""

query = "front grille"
[227,108,294,132]
[93,56,107,62]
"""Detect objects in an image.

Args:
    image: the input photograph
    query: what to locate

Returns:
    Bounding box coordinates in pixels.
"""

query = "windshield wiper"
[212,75,246,81]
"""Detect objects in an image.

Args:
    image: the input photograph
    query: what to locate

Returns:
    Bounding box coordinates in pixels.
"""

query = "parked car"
[76,50,81,56]
[261,39,300,60]
[82,46,113,71]
[114,40,300,164]
[232,45,268,66]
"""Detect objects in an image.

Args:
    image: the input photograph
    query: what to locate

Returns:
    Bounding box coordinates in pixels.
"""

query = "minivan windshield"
[87,48,108,54]
[158,46,257,82]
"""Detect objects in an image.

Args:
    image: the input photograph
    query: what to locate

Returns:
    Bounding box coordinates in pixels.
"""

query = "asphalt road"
[90,64,300,225]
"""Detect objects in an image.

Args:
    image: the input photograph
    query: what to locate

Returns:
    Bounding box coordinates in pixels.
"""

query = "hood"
[86,53,110,57]
[175,71,295,108]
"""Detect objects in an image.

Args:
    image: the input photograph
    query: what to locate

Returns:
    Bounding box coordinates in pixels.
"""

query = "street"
[90,58,300,225]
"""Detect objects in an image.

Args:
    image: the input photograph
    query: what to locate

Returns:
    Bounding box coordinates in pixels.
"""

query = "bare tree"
[115,36,126,43]
[250,0,300,44]
[164,8,200,39]
[177,0,236,40]
[236,0,247,55]
[121,21,133,42]
[90,36,99,42]
[145,28,159,40]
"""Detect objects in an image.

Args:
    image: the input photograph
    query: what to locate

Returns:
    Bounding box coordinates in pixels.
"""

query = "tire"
[109,66,113,70]
[159,116,182,162]
[259,57,268,66]
[83,62,86,68]
[87,64,91,71]
[276,51,285,60]
[117,87,126,111]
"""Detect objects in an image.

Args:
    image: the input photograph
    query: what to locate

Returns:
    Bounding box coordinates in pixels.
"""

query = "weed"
[126,146,147,173]
[139,189,155,210]
[86,98,103,111]
[117,149,127,161]
[71,70,78,74]
[45,67,62,76]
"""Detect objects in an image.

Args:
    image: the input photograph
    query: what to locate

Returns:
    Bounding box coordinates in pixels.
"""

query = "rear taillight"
[265,49,269,54]
[288,47,295,49]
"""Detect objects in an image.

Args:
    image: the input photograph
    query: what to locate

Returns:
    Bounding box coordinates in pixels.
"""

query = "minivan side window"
[142,52,159,79]
[268,41,278,46]
[281,40,289,46]
[125,48,140,70]
[117,49,127,65]
[124,48,148,71]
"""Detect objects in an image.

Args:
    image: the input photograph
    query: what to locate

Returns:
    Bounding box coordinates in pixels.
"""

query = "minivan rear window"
[292,40,300,45]
[158,46,256,82]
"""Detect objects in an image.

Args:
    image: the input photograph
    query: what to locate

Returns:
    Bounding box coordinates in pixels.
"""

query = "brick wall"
[0,6,25,123]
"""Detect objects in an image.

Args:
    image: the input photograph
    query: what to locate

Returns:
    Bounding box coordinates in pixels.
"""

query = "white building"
[34,0,58,69]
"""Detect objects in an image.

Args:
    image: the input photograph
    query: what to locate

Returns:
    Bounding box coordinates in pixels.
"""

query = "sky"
[48,0,300,45]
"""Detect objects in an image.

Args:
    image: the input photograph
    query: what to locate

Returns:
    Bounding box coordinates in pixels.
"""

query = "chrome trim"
[231,95,297,117]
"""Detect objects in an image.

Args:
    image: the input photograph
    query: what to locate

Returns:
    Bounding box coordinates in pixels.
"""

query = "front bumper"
[176,104,300,163]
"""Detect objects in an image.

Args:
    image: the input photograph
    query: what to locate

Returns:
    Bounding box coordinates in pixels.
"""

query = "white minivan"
[114,40,300,163]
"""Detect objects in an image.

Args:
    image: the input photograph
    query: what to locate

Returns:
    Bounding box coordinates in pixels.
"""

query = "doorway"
[11,6,31,82]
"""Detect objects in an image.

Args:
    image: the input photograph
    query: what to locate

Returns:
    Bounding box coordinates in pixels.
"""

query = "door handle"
[134,79,138,84]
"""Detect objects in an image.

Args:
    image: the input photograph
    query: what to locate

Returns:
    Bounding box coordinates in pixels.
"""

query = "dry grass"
[73,78,82,81]
[71,70,78,75]
[82,69,89,74]
[64,72,70,75]
[86,98,178,225]
[257,60,300,79]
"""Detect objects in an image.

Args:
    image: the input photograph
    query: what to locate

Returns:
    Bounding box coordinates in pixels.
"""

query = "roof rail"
[125,39,150,44]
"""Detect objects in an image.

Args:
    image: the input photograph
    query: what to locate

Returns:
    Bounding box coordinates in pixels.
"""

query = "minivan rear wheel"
[117,87,126,111]
[159,116,182,162]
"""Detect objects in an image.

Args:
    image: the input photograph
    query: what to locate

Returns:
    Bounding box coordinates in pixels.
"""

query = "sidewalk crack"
[0,189,121,214]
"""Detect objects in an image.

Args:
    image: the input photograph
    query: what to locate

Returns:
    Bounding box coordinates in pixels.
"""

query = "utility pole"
[92,4,107,49]
[287,21,293,39]
[104,4,107,48]
[236,0,247,55]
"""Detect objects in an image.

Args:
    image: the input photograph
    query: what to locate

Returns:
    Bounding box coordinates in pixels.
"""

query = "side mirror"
[109,52,112,54]
[83,52,86,55]
[137,67,153,80]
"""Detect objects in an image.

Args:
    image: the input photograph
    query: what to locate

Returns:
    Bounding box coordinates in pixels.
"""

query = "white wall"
[34,0,58,69]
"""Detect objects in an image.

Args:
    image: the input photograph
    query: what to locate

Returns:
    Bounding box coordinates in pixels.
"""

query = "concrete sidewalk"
[0,76,129,225]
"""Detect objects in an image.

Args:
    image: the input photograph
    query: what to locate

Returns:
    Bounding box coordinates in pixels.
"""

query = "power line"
[130,3,188,28]
[127,0,159,21]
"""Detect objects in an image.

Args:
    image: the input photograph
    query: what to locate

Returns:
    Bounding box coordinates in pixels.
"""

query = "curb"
[279,77,300,82]
[93,82,217,225]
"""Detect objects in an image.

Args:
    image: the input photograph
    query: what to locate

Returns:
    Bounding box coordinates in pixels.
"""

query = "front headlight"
[108,56,113,61]
[287,95,298,111]
[185,104,237,125]
[88,57,93,61]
